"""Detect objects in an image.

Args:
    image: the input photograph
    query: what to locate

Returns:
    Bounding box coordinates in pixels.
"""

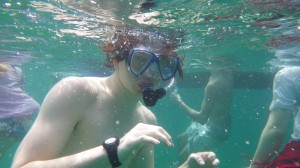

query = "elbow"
[264,126,286,140]
[194,114,209,125]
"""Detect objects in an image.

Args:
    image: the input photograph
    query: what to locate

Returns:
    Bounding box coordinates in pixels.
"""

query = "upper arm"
[196,81,220,121]
[139,105,157,125]
[265,108,292,134]
[12,77,91,167]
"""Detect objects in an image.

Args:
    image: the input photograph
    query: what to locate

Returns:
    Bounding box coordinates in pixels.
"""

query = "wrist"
[250,160,267,168]
[102,137,122,168]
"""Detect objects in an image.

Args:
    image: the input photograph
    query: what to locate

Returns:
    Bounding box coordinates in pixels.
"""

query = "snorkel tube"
[142,85,166,107]
[142,78,176,107]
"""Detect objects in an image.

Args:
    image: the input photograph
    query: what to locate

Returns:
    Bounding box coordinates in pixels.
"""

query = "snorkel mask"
[127,49,179,106]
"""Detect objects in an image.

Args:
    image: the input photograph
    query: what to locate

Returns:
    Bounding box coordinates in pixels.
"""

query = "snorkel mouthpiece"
[142,86,166,107]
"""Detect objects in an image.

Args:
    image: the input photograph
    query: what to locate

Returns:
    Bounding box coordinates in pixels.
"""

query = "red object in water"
[266,141,300,168]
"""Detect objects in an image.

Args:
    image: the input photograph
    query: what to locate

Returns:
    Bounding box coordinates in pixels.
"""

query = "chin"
[136,88,143,95]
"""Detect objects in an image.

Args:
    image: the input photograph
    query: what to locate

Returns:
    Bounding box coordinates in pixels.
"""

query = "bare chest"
[61,101,145,154]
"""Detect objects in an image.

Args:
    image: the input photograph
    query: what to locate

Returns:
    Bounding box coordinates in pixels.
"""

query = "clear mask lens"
[129,51,153,75]
[128,49,179,81]
[158,56,179,80]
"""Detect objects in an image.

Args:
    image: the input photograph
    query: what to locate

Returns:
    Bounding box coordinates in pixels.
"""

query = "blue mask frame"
[127,49,179,81]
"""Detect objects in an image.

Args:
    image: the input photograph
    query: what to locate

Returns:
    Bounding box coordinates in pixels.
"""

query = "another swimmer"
[172,68,233,163]
[250,67,300,168]
[0,62,40,158]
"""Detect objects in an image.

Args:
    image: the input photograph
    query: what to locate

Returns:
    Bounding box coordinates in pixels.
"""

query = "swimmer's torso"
[57,77,156,168]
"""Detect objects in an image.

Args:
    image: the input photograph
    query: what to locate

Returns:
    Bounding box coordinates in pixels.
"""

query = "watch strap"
[102,137,122,168]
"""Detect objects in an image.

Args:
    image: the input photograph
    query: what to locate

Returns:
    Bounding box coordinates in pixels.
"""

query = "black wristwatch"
[102,137,122,168]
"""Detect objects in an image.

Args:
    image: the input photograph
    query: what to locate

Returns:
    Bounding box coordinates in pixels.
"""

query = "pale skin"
[249,108,292,168]
[0,63,11,74]
[12,50,219,168]
[172,69,233,161]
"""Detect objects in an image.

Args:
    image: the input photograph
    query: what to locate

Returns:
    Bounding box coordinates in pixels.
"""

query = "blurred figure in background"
[172,68,233,163]
[0,62,40,158]
[250,67,300,168]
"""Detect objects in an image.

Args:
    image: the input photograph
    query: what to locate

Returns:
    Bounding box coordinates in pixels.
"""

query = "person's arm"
[12,77,113,168]
[172,80,222,125]
[172,91,203,121]
[179,152,219,168]
[250,108,292,168]
[172,70,233,125]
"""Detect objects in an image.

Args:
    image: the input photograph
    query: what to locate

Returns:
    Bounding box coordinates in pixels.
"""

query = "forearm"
[15,146,112,168]
[177,100,201,119]
[251,108,291,168]
[251,126,285,167]
[177,99,212,124]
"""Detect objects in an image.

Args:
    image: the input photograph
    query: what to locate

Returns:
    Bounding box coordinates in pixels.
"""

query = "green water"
[1,0,299,167]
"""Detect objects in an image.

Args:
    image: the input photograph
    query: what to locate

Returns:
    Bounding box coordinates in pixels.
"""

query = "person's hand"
[179,152,219,168]
[118,123,173,160]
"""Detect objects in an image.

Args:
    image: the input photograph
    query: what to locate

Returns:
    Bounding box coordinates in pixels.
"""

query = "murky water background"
[1,0,299,167]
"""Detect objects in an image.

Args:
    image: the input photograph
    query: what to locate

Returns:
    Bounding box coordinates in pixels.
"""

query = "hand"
[118,123,173,160]
[179,152,219,168]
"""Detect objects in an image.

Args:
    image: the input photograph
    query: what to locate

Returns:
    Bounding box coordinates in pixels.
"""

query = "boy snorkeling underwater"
[12,27,219,168]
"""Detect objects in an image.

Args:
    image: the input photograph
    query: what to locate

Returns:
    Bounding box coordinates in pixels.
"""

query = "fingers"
[212,159,220,167]
[190,153,206,165]
[207,153,219,167]
[141,124,174,147]
[126,123,174,147]
[188,152,219,167]
[138,135,161,145]
[154,125,173,147]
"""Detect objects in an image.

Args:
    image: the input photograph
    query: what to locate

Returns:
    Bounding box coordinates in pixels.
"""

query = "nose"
[143,62,160,79]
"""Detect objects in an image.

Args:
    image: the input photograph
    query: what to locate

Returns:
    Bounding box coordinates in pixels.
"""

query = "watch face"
[105,137,117,144]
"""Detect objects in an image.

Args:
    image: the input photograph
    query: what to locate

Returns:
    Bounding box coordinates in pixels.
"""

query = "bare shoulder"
[54,76,106,96]
[137,104,157,125]
[277,67,300,78]
[42,76,107,114]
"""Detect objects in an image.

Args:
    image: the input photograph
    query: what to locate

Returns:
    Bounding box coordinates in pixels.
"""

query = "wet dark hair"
[100,26,184,78]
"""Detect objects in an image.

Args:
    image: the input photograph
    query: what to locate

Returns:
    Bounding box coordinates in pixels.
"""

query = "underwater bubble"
[4,2,12,7]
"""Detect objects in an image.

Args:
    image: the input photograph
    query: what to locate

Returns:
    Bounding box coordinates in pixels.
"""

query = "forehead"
[135,45,162,54]
[134,46,178,59]
[135,34,173,51]
[111,28,180,56]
